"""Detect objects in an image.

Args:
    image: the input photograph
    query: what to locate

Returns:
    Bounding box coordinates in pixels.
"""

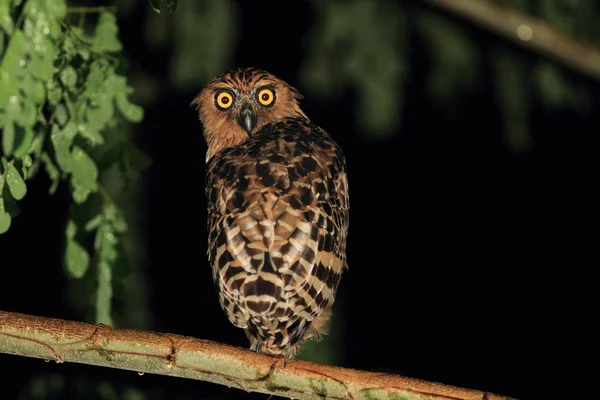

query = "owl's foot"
[254,340,263,354]
[283,350,293,368]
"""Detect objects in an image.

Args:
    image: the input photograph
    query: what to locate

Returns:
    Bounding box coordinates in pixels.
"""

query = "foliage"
[302,0,599,150]
[0,0,146,325]
[301,0,407,138]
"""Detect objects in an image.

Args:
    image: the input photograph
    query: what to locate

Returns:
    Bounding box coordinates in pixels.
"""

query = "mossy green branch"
[0,310,514,400]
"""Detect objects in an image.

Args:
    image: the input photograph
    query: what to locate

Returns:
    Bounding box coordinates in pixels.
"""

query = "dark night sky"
[9,0,600,399]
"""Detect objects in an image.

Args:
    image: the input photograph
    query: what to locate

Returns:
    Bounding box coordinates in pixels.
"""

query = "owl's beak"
[239,107,256,135]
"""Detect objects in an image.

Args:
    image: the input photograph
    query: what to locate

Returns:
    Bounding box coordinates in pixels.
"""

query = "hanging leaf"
[115,92,144,123]
[0,199,11,234]
[65,239,90,278]
[71,146,98,192]
[12,126,34,158]
[93,12,122,52]
[2,119,15,156]
[5,163,27,200]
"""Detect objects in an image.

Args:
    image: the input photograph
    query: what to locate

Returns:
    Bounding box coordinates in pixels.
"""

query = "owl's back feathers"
[206,117,349,358]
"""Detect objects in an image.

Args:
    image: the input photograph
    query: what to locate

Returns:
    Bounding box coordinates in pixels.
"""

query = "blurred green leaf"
[2,119,15,156]
[71,146,98,192]
[0,3,14,34]
[0,199,11,234]
[50,125,73,172]
[115,93,144,123]
[46,0,67,19]
[65,239,90,278]
[30,49,55,81]
[48,85,62,106]
[60,65,78,91]
[53,103,68,126]
[5,162,27,200]
[93,12,122,52]
[85,214,103,231]
[12,126,34,158]
[96,258,114,325]
[17,96,37,127]
[71,182,90,204]
[66,219,77,239]
[77,124,105,146]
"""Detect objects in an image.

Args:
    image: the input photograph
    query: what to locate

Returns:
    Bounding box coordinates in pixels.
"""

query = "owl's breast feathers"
[206,116,349,356]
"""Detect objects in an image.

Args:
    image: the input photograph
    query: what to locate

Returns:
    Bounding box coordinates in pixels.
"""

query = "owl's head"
[192,67,306,161]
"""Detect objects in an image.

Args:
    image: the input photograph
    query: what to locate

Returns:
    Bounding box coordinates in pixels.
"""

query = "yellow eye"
[257,89,275,106]
[216,91,234,110]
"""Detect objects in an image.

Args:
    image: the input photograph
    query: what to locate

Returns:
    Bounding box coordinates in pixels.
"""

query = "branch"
[424,0,600,81]
[0,311,514,400]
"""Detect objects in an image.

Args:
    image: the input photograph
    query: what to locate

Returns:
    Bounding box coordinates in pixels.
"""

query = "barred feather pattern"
[206,117,349,359]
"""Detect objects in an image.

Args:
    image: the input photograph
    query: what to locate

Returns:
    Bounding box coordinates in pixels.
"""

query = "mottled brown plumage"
[192,67,349,361]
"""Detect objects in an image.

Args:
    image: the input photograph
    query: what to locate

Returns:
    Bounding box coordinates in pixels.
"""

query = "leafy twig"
[59,19,120,65]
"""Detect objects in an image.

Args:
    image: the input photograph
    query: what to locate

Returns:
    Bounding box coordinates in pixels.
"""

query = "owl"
[192,67,349,362]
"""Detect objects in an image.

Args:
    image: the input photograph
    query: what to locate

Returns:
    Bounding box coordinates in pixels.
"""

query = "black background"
[7,0,599,398]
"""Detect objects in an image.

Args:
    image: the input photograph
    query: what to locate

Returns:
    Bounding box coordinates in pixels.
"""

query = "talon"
[255,340,263,354]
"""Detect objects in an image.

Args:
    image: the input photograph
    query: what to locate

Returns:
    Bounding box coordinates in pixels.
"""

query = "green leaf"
[32,81,46,105]
[1,191,20,217]
[30,52,54,81]
[12,126,34,158]
[115,93,144,123]
[93,12,122,52]
[71,182,90,204]
[60,66,78,91]
[54,103,68,126]
[0,3,14,34]
[77,124,105,146]
[71,146,98,192]
[50,125,73,172]
[16,96,37,128]
[65,239,90,278]
[85,214,103,231]
[5,163,27,200]
[5,93,22,120]
[48,85,62,105]
[46,0,67,19]
[85,101,114,132]
[0,200,11,234]
[65,219,77,238]
[0,31,23,110]
[2,119,14,156]
[86,61,106,91]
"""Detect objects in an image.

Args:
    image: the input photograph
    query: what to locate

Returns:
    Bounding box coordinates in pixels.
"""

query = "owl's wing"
[206,119,349,348]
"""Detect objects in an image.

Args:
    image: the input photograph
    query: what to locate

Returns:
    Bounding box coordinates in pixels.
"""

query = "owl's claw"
[283,352,292,368]
[255,340,263,354]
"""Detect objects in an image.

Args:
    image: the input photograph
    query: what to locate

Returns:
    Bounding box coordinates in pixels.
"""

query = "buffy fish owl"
[192,67,349,361]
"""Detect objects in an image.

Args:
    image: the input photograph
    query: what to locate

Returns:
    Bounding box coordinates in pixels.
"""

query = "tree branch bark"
[424,0,600,81]
[0,310,514,400]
